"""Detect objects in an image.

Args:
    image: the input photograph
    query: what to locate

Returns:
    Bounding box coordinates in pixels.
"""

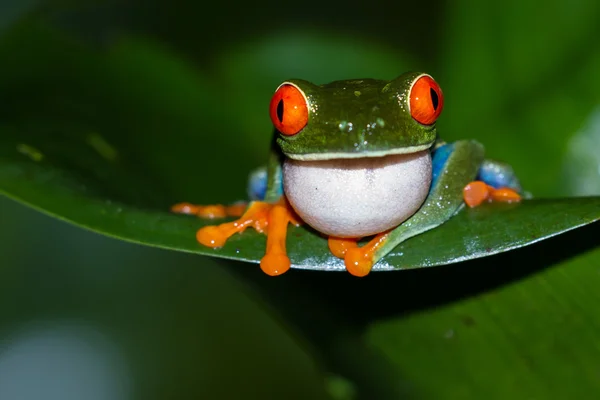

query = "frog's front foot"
[328,233,390,277]
[463,181,522,208]
[194,199,301,276]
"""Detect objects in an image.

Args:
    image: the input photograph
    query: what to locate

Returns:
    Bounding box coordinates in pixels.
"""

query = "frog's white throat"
[282,150,432,238]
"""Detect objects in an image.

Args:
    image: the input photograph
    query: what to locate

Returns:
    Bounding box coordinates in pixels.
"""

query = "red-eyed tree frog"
[172,72,522,277]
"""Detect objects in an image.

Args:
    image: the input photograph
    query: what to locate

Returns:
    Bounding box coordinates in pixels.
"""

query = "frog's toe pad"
[196,226,228,248]
[344,248,374,277]
[172,202,205,215]
[463,181,490,208]
[260,253,291,276]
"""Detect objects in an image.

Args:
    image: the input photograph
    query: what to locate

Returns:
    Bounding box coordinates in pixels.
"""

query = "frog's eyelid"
[276,81,310,110]
[406,73,432,115]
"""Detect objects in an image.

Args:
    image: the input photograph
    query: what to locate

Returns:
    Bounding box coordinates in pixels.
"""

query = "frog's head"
[269,72,444,160]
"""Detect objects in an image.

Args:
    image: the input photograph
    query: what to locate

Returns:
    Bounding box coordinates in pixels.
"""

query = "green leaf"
[366,242,600,399]
[2,148,599,271]
[0,23,598,273]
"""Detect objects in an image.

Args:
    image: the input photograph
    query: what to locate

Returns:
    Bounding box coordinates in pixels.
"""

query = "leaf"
[366,242,600,399]
[0,24,598,273]
[1,150,599,271]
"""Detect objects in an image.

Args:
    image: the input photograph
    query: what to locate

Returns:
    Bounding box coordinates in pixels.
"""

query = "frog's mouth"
[285,143,432,161]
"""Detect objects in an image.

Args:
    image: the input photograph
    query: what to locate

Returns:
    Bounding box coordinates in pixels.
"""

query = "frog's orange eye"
[409,75,444,125]
[269,83,308,136]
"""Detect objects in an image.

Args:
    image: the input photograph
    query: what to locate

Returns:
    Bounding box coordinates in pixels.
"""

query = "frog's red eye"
[269,83,308,136]
[409,75,444,125]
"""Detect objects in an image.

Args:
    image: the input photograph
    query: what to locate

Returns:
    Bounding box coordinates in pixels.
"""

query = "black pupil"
[430,88,439,110]
[276,99,284,123]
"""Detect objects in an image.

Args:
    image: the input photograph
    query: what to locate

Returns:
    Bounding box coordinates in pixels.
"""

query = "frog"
[172,72,522,277]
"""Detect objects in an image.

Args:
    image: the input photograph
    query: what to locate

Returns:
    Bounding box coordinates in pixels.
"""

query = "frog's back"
[319,78,387,89]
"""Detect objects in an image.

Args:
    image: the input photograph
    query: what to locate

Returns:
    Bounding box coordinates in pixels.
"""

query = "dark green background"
[0,0,599,399]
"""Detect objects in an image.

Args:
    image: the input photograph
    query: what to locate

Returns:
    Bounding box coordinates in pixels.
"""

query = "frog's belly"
[283,151,432,238]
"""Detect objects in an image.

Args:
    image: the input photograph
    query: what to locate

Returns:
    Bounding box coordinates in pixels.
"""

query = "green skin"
[259,71,487,267]
[277,74,436,160]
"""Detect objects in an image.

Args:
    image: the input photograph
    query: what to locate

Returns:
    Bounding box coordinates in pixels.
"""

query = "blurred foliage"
[0,0,599,399]
[0,197,330,400]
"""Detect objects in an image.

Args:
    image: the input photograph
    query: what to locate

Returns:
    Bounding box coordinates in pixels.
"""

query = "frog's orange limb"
[196,202,271,248]
[260,204,293,276]
[328,237,359,259]
[463,181,522,208]
[490,187,521,203]
[192,198,300,276]
[344,231,390,277]
[171,202,247,218]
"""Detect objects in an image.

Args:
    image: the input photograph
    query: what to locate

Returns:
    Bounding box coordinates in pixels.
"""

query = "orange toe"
[342,232,389,277]
[196,225,230,248]
[463,181,490,208]
[260,253,291,276]
[171,202,245,218]
[195,202,269,248]
[328,237,359,258]
[195,205,228,218]
[259,203,295,276]
[171,202,200,215]
[490,187,522,203]
[344,247,374,277]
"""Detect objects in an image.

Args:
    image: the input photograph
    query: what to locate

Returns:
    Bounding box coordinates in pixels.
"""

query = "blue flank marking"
[431,143,454,192]
[477,161,521,191]
[247,168,268,200]
[278,176,284,197]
